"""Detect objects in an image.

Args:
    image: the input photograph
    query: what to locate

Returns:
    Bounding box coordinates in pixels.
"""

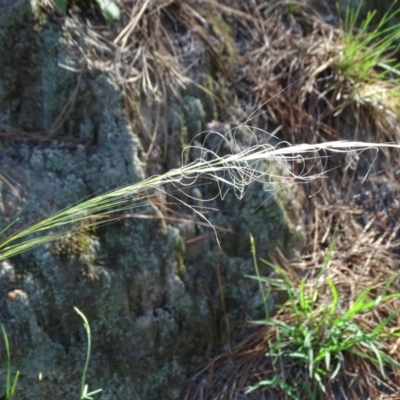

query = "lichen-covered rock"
[0,3,303,399]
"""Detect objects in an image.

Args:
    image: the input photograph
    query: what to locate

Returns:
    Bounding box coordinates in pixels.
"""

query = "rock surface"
[0,2,302,399]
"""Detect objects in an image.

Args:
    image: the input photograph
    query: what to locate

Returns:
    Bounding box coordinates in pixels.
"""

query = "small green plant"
[74,307,102,400]
[51,0,120,25]
[336,0,400,84]
[1,325,19,399]
[282,1,302,16]
[246,244,400,399]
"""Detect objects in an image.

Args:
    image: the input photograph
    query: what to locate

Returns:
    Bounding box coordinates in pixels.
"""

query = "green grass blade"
[344,286,372,318]
[74,307,102,400]
[250,234,269,319]
[298,279,306,311]
[10,370,19,398]
[372,310,400,337]
[327,278,339,315]
[1,324,19,398]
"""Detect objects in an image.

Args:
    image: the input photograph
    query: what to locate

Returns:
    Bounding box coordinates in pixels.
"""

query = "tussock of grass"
[336,0,400,85]
[246,257,400,398]
[181,244,400,399]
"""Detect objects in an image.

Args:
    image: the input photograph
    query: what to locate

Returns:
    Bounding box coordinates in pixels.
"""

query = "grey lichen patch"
[0,12,79,132]
[166,102,189,170]
[165,76,223,164]
[44,148,74,173]
[28,148,46,171]
[58,174,88,206]
[182,95,206,142]
[78,115,95,142]
[241,191,291,256]
[167,226,186,278]
[184,77,221,123]
[142,357,183,399]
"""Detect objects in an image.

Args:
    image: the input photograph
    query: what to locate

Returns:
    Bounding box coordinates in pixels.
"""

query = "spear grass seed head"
[0,135,400,261]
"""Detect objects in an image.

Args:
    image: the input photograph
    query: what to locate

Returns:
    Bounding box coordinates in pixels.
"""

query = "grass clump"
[336,0,400,85]
[246,244,400,399]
